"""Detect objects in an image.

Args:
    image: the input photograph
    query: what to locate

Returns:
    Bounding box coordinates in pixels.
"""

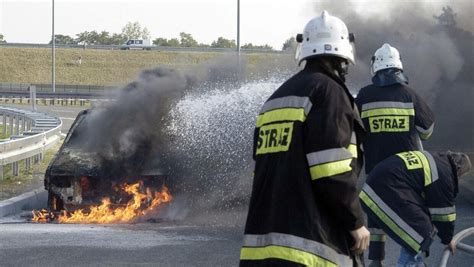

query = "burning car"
[39,109,171,223]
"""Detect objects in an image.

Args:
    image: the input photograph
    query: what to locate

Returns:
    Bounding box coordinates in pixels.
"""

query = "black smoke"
[70,55,267,217]
[74,68,196,176]
[312,1,473,152]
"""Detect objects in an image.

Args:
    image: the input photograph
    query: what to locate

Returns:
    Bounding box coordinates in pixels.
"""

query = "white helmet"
[296,11,355,65]
[371,43,403,74]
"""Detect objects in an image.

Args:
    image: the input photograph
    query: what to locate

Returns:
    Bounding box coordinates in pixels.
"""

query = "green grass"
[0,47,292,86]
[0,141,62,201]
[0,125,11,139]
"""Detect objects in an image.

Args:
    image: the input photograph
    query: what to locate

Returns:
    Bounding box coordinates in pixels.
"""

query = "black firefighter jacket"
[360,151,458,256]
[355,77,435,174]
[240,62,366,266]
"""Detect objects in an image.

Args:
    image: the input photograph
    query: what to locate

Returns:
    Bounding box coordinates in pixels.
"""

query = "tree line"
[51,20,284,50]
[1,21,297,51]
[0,7,460,51]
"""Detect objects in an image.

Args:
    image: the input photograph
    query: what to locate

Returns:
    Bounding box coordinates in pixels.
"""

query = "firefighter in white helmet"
[241,11,369,266]
[355,44,435,266]
[370,43,404,75]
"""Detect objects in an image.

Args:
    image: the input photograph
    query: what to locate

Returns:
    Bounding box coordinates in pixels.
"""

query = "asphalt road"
[0,209,246,267]
[0,178,473,266]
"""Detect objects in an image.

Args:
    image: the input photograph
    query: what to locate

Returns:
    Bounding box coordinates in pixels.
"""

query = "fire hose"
[439,227,474,267]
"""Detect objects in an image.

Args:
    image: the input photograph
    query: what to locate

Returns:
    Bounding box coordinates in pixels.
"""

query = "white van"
[120,39,153,50]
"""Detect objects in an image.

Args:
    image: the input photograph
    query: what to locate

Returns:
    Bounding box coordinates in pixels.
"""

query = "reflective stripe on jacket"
[359,151,457,256]
[355,83,435,173]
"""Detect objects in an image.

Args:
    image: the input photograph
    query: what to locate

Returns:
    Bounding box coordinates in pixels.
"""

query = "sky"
[0,0,470,50]
[0,0,313,49]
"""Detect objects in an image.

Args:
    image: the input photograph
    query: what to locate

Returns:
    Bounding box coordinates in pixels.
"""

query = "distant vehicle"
[120,39,153,50]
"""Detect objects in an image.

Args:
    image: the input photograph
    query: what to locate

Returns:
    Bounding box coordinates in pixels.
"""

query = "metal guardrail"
[0,106,62,179]
[439,227,474,267]
[0,96,92,107]
[0,83,114,99]
[0,42,288,54]
[0,83,113,95]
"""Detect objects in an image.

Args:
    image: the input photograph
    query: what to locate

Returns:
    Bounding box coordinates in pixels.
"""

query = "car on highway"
[120,39,153,50]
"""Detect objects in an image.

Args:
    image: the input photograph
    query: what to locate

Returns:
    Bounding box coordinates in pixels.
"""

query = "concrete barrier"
[0,188,47,217]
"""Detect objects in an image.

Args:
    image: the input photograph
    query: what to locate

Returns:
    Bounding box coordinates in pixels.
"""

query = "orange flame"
[32,182,172,224]
[32,209,54,223]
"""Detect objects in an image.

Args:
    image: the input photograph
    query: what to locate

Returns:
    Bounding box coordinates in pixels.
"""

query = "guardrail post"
[12,161,19,176]
[9,115,13,137]
[2,113,6,137]
[18,117,22,134]
[29,85,37,111]
[15,116,20,135]
[34,154,39,164]
[25,157,31,170]
[0,165,3,180]
[21,117,26,133]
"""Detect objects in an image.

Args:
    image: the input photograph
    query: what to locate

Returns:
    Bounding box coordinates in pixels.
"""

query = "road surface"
[1,177,473,266]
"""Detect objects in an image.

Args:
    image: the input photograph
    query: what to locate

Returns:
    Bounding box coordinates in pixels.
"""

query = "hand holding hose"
[350,226,370,254]
[448,240,456,255]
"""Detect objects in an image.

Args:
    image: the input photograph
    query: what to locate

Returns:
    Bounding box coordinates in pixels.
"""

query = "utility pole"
[237,0,240,56]
[52,0,56,93]
[236,0,242,76]
[29,85,37,111]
